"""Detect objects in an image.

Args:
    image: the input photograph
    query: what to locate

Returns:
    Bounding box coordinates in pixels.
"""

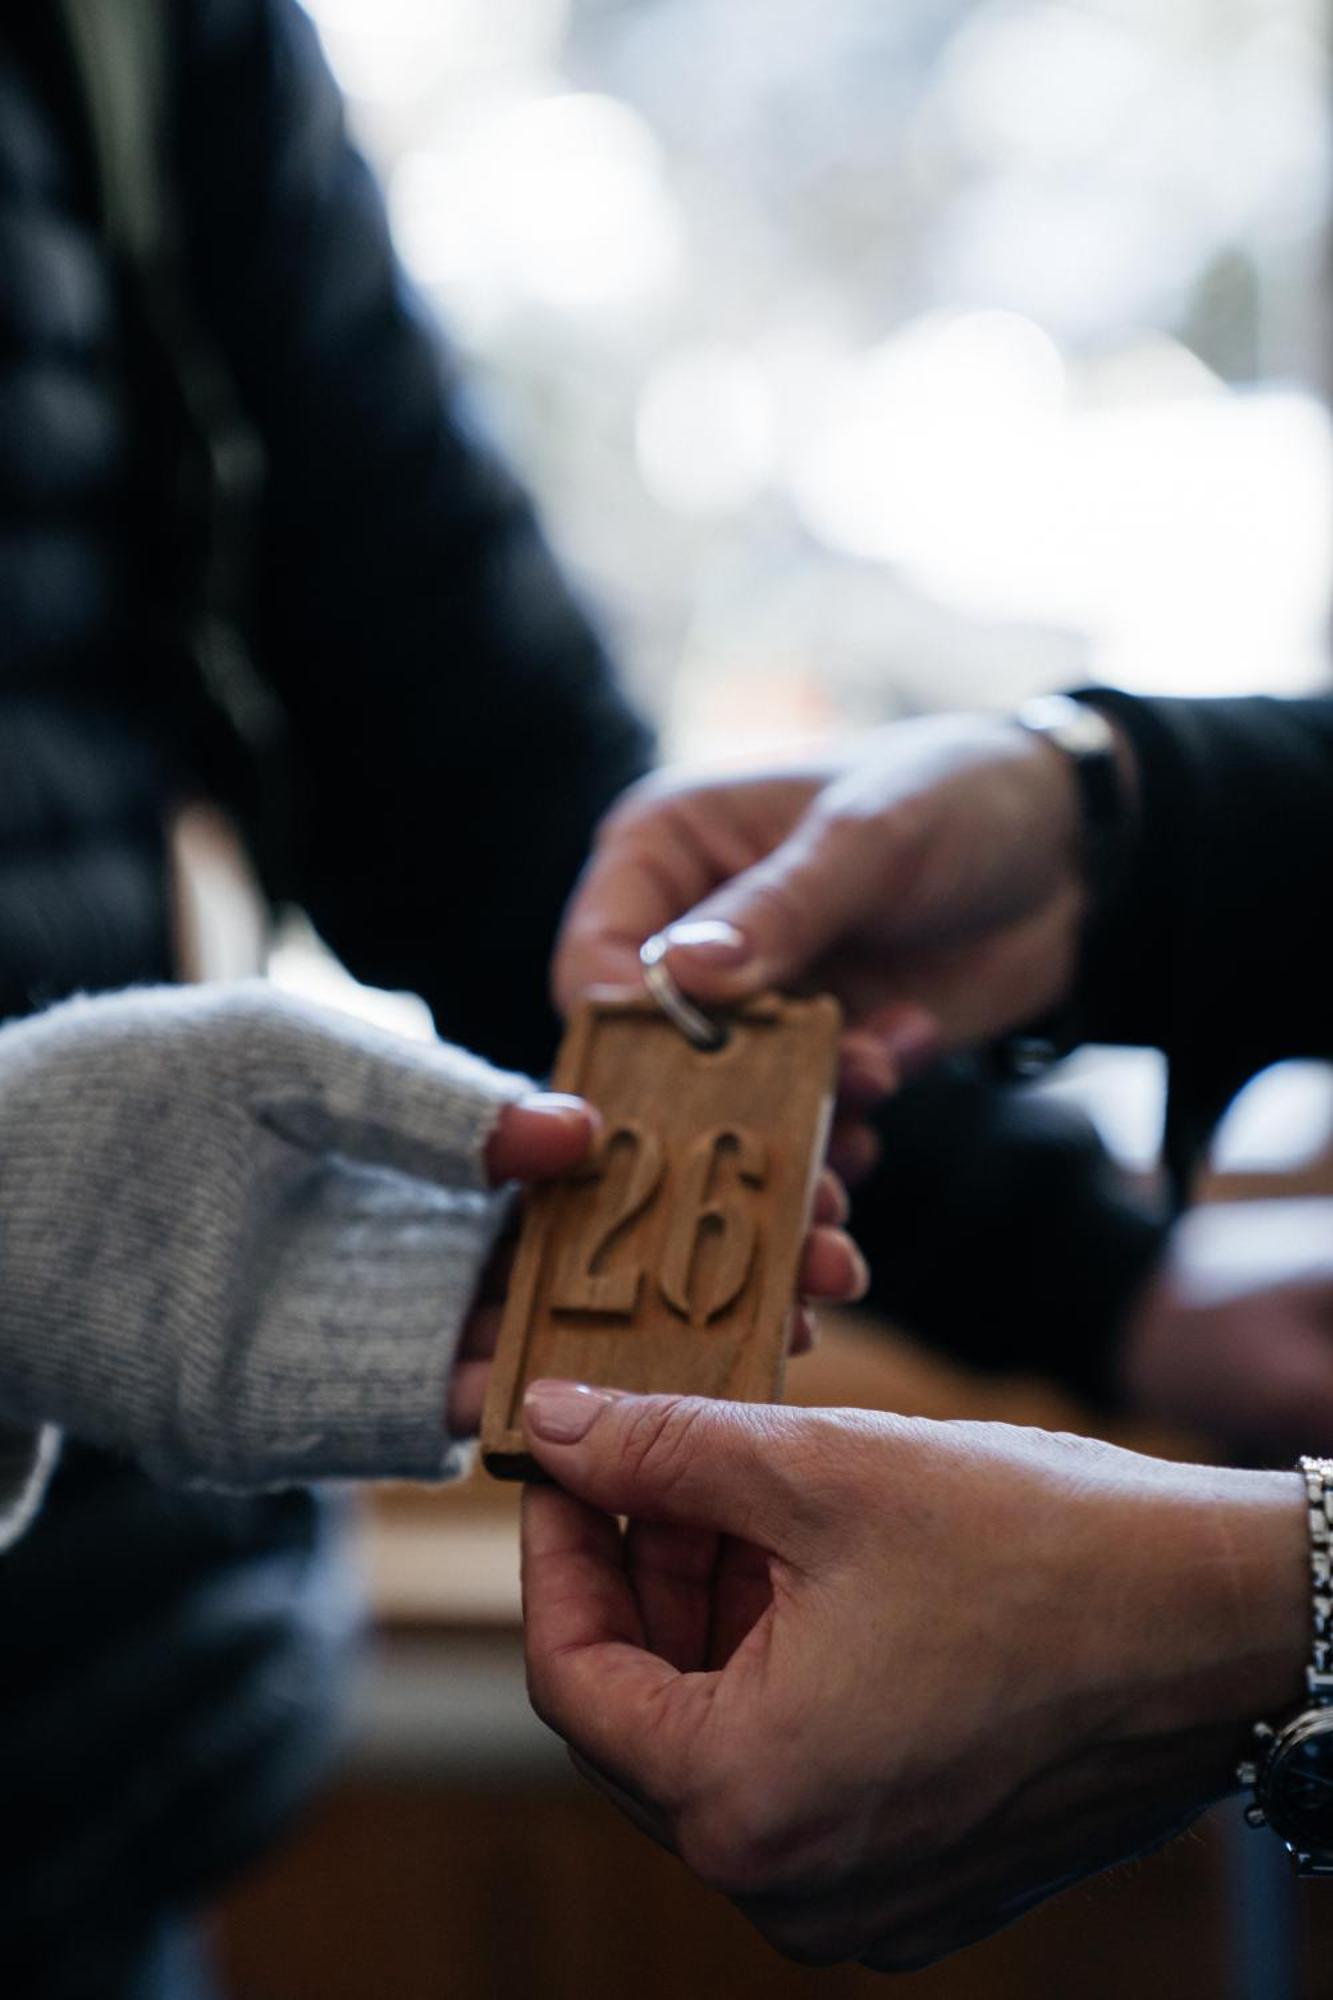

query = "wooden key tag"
[481,989,841,1480]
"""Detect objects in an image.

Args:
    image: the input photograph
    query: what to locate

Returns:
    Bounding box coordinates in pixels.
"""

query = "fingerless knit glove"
[0,981,527,1526]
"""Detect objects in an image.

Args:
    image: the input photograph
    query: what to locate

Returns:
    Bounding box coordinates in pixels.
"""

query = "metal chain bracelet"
[1302,1455,1333,1706]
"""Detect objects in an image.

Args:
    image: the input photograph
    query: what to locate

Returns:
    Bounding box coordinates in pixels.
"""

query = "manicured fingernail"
[519,1093,601,1132]
[662,920,751,967]
[525,1380,621,1443]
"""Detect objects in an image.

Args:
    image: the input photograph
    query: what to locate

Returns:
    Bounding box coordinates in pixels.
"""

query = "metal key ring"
[640,934,728,1050]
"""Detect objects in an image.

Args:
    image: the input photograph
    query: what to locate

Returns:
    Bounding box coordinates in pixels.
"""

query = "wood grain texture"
[482,991,840,1479]
[213,1773,1237,2000]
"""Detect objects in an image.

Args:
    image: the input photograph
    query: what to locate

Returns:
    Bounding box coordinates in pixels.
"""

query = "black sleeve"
[173,0,653,1074]
[851,688,1333,1400]
[849,1060,1168,1407]
[1074,692,1333,1159]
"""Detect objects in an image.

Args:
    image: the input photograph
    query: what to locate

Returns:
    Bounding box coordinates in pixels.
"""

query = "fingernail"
[525,1380,621,1443]
[662,919,751,967]
[519,1092,601,1133]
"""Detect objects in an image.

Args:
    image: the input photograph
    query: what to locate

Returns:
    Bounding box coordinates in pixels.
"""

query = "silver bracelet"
[1239,1457,1333,1874]
[1303,1455,1333,1704]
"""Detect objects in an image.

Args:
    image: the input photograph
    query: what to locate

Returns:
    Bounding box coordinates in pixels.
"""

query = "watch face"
[1264,1714,1333,1849]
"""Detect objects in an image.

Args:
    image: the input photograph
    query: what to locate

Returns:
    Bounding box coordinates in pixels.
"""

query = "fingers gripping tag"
[481,991,839,1479]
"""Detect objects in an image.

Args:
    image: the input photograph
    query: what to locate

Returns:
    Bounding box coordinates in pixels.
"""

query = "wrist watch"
[1013,694,1124,893]
[1239,1456,1333,1875]
[991,694,1126,1079]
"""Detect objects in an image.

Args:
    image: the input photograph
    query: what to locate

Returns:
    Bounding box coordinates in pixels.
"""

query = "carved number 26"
[551,1122,768,1328]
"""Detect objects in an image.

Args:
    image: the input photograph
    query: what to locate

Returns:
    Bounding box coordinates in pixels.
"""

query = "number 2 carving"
[550,1123,665,1315]
[549,1122,767,1325]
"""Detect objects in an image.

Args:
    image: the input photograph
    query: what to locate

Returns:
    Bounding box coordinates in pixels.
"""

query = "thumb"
[648,812,881,1006]
[484,1094,600,1185]
[523,1385,825,1554]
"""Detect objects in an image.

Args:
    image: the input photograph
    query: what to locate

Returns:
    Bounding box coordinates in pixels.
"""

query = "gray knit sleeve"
[0,982,528,1496]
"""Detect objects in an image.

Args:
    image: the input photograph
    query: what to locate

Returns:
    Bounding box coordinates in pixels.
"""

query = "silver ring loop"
[640,934,727,1050]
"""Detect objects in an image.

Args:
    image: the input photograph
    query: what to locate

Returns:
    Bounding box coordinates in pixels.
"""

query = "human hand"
[0,979,562,1489]
[555,712,1121,1067]
[444,1092,599,1435]
[1120,1199,1333,1463]
[521,1389,1304,1970]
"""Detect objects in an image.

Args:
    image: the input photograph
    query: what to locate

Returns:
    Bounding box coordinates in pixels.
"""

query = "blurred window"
[309,0,1332,756]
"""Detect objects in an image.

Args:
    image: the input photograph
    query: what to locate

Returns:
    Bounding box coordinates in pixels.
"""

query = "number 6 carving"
[659,1127,768,1327]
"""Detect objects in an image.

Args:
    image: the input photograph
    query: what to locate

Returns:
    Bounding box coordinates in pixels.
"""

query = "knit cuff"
[0,981,532,1494]
[166,1169,517,1492]
[0,1423,61,1552]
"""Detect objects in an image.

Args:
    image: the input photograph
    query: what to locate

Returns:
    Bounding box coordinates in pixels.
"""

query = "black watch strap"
[1014,694,1125,904]
[989,695,1128,1080]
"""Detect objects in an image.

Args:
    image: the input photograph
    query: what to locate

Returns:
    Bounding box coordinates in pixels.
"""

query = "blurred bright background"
[305,0,1332,764]
[281,0,1333,1173]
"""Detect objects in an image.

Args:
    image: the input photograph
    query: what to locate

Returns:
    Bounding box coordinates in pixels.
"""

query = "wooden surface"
[214,1779,1244,2000]
[482,991,839,1477]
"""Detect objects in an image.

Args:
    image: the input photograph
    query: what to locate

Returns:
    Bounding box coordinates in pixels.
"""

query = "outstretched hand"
[556,714,1100,1041]
[553,713,1118,1173]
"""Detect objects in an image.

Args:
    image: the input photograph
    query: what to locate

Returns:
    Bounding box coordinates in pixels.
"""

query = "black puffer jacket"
[1,1,650,1058]
[0,4,649,1989]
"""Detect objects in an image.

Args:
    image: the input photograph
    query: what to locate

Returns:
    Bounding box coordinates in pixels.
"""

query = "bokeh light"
[306,0,1331,741]
[390,94,684,326]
